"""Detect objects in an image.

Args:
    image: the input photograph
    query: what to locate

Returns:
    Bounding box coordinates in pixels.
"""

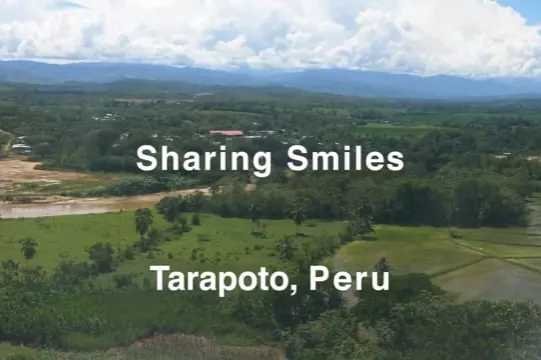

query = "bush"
[191,213,201,226]
[5,355,34,360]
[197,234,211,242]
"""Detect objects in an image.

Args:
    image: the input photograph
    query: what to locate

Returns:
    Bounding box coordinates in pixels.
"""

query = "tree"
[188,191,206,212]
[135,208,153,236]
[276,236,297,261]
[348,202,375,240]
[289,206,306,235]
[374,257,391,273]
[87,242,115,274]
[18,237,38,261]
[1,260,20,284]
[191,213,201,226]
[158,197,185,224]
[249,203,261,233]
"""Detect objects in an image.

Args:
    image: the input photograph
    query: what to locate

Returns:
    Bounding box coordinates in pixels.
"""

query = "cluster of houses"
[208,129,280,138]
[205,129,324,147]
[93,113,118,121]
[206,129,294,145]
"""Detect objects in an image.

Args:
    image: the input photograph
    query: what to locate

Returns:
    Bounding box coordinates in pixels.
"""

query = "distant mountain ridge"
[1,60,541,99]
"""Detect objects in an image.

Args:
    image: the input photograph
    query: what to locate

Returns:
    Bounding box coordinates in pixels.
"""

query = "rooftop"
[209,130,244,136]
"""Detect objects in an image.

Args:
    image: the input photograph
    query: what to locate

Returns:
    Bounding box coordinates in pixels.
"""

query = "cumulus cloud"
[0,0,541,77]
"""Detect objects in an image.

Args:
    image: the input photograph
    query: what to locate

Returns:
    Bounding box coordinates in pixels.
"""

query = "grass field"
[0,213,343,272]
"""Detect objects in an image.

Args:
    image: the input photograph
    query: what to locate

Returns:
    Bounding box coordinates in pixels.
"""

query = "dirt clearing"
[0,157,115,183]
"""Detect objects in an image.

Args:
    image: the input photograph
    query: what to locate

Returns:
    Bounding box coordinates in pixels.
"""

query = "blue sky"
[499,0,541,24]
[1,0,541,77]
[52,1,86,10]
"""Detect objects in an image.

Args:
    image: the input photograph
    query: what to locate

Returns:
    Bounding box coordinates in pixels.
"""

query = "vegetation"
[2,81,541,358]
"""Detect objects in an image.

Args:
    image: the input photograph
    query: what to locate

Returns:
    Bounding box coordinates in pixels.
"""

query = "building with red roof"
[209,130,244,136]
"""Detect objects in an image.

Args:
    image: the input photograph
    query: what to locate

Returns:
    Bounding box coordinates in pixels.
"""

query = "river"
[0,188,211,219]
[0,202,130,219]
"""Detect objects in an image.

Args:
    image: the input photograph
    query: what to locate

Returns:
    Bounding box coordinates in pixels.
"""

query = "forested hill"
[3,60,541,99]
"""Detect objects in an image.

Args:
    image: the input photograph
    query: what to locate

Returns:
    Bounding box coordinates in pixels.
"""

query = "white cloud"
[1,0,541,77]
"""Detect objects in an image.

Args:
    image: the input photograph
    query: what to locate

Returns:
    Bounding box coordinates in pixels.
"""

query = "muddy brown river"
[0,202,127,219]
[0,188,211,219]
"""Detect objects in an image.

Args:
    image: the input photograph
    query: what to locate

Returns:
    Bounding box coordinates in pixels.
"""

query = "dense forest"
[2,81,541,359]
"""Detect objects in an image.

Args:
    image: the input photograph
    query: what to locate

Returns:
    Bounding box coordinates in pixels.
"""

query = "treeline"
[158,166,531,228]
[116,125,541,230]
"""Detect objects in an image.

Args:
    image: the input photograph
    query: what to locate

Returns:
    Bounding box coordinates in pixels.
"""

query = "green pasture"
[0,212,343,272]
[0,212,142,269]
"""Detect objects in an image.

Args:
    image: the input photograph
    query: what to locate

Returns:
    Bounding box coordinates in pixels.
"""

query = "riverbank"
[0,156,211,218]
[0,157,125,200]
[1,157,119,184]
[0,187,212,219]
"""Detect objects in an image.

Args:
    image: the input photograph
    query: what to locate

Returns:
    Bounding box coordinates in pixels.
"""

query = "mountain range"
[2,60,541,99]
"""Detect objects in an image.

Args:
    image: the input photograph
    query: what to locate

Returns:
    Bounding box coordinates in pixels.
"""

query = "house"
[11,144,31,154]
[209,130,244,136]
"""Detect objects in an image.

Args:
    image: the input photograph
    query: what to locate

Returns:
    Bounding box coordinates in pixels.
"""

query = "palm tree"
[19,237,38,261]
[135,208,153,236]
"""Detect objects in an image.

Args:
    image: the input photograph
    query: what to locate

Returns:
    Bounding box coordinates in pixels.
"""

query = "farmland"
[3,201,541,358]
[5,207,541,301]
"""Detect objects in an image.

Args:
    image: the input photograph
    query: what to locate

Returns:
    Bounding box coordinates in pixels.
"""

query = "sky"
[498,0,541,24]
[1,0,541,77]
